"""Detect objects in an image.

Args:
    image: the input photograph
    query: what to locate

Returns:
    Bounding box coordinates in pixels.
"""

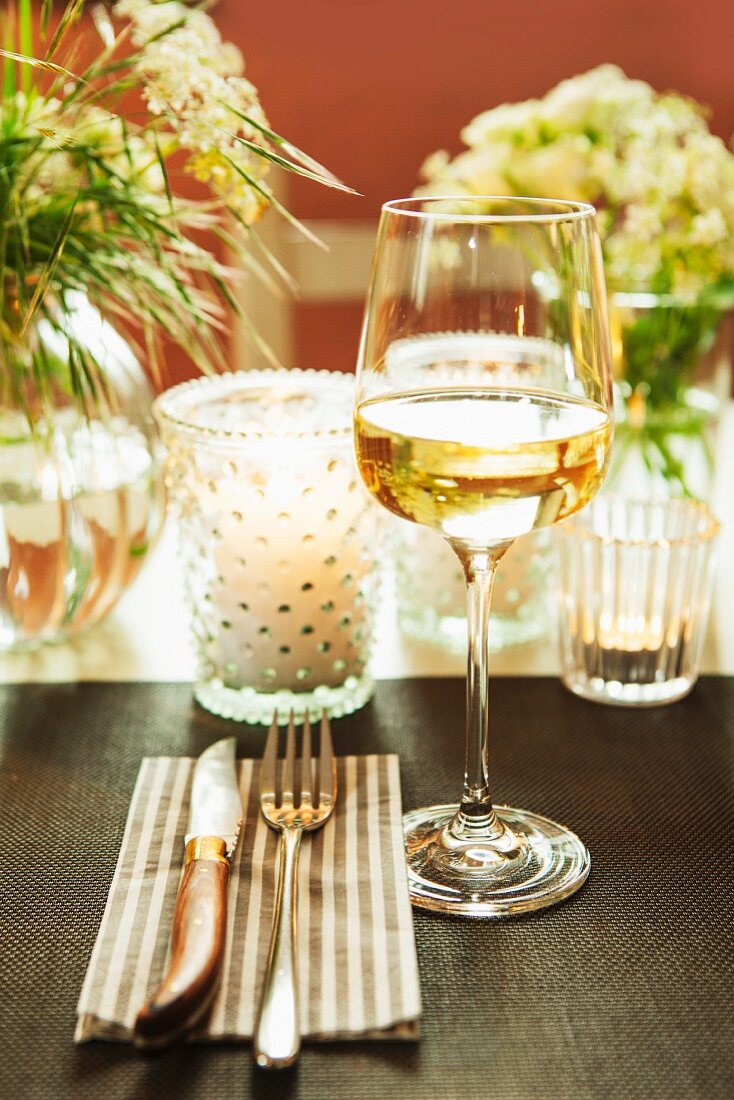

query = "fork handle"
[254,827,302,1068]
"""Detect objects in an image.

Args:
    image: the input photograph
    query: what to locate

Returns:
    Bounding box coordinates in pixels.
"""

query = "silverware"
[134,737,243,1048]
[254,711,336,1069]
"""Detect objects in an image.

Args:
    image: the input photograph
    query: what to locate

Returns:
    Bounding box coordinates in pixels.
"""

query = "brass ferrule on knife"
[184,835,230,866]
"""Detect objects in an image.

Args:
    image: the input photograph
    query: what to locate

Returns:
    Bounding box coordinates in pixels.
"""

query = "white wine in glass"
[354,198,614,916]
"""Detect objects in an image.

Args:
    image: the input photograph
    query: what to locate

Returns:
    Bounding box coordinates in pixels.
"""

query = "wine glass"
[354,197,613,916]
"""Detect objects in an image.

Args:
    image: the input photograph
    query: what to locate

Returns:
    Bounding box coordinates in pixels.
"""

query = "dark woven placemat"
[1,678,732,1100]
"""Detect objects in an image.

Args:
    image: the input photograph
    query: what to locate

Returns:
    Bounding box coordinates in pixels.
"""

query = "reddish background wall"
[153,0,734,377]
[219,0,734,220]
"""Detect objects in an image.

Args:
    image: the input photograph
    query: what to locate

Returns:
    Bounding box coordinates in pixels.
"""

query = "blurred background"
[207,0,734,379]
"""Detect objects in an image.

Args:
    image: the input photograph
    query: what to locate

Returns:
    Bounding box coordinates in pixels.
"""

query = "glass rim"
[558,496,720,548]
[154,368,354,444]
[381,195,597,225]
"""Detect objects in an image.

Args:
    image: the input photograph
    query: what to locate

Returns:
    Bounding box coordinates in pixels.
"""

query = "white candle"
[592,611,667,652]
[157,369,384,719]
[199,449,373,691]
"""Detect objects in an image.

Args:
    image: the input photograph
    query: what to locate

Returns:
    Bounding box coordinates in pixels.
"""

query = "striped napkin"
[75,754,421,1043]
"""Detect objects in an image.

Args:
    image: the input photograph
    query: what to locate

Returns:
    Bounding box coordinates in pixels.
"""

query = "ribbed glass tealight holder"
[555,496,719,706]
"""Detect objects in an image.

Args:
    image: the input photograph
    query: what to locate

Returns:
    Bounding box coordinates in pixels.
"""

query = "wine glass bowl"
[354,197,613,916]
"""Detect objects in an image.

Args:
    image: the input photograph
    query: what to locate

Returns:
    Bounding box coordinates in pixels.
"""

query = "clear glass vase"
[0,294,165,651]
[606,291,733,502]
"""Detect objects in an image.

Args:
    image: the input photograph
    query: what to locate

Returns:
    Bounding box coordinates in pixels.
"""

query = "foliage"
[418,66,734,496]
[0,0,352,418]
[418,65,734,300]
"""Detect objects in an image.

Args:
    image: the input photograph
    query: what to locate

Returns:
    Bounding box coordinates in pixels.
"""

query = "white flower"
[540,65,650,133]
[689,208,728,247]
[419,146,515,198]
[605,233,663,287]
[683,131,734,209]
[114,1,271,224]
[669,266,707,302]
[508,134,596,201]
[462,99,544,146]
[622,204,663,242]
[417,65,734,294]
[113,0,148,18]
[603,156,650,205]
[429,237,463,271]
[419,149,450,180]
[115,1,190,47]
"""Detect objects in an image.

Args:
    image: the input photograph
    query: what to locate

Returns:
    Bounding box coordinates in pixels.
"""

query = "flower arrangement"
[418,65,734,300]
[0,0,350,415]
[418,66,734,497]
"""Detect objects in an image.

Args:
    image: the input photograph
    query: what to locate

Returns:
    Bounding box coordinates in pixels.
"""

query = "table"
[1,677,733,1100]
[2,411,733,1099]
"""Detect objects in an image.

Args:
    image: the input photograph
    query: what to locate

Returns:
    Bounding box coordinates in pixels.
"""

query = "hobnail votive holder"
[395,525,553,652]
[555,496,719,706]
[155,370,384,725]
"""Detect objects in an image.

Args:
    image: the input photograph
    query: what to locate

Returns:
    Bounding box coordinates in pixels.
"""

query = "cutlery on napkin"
[76,752,421,1045]
[253,711,337,1069]
[133,737,243,1048]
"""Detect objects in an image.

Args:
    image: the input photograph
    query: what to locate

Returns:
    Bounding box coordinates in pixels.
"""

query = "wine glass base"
[404,803,590,917]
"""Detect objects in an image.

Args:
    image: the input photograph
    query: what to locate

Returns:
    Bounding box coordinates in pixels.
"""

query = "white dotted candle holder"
[395,524,554,652]
[155,370,384,724]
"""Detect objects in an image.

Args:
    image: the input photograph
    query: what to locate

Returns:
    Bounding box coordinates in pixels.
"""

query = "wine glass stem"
[451,547,508,842]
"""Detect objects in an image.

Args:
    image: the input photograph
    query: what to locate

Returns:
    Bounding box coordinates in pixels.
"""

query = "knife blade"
[133,737,243,1048]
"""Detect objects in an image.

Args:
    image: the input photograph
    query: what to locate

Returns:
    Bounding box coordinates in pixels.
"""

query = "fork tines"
[261,709,335,813]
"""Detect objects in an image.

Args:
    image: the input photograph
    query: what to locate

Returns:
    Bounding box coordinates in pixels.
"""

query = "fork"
[254,709,336,1069]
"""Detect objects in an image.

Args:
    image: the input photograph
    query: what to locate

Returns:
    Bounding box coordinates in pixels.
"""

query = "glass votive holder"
[555,497,719,706]
[387,329,557,652]
[155,369,384,725]
[396,526,553,652]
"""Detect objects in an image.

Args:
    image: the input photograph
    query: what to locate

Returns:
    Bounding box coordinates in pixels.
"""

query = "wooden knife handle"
[134,837,230,1049]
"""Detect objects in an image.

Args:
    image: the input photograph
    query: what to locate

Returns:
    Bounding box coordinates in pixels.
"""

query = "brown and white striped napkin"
[75,754,421,1043]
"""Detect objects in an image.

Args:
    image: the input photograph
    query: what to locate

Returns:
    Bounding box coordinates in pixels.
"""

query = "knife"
[133,737,243,1048]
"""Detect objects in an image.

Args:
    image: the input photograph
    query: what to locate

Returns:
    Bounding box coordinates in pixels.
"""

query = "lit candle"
[157,369,383,722]
[201,453,373,691]
[593,611,666,652]
[557,496,719,705]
